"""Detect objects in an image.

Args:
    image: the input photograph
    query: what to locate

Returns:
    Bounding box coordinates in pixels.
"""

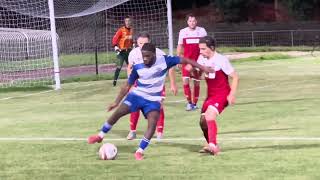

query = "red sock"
[206,120,218,145]
[130,111,140,131]
[193,84,200,105]
[157,108,165,133]
[183,84,192,103]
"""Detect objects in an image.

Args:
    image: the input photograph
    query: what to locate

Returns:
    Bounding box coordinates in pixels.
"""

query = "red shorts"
[201,95,229,114]
[181,64,201,80]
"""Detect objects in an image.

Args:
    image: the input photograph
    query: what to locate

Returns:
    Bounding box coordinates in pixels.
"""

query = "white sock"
[136,148,144,153]
[98,131,105,138]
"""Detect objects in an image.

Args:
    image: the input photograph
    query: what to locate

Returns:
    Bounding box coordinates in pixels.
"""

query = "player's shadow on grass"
[158,142,202,153]
[155,142,320,155]
[237,97,319,106]
[224,143,320,152]
[220,128,296,135]
[111,129,145,138]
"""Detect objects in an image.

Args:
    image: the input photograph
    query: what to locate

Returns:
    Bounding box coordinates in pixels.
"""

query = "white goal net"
[0,0,170,88]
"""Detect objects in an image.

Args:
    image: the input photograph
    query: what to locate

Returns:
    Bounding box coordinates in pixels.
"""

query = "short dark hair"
[124,15,131,19]
[199,36,216,50]
[141,43,156,53]
[186,13,196,21]
[137,32,150,40]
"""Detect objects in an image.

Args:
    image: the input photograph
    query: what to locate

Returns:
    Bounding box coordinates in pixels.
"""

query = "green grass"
[232,53,293,63]
[218,46,317,53]
[59,52,117,67]
[1,56,320,179]
[61,71,127,83]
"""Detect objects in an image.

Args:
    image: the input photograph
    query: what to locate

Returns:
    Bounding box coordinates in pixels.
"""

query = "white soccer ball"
[98,143,118,160]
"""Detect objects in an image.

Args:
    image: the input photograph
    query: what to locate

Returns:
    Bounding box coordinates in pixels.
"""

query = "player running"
[197,36,239,155]
[88,43,213,160]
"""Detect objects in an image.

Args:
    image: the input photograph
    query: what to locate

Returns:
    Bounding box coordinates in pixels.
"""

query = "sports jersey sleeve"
[156,48,166,56]
[221,57,234,75]
[164,55,181,68]
[128,49,136,65]
[202,27,207,37]
[112,28,122,46]
[128,67,139,85]
[177,29,184,45]
[197,55,206,66]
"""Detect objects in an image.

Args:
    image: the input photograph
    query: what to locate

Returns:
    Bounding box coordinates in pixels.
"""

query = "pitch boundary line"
[0,90,54,101]
[1,137,320,142]
[1,77,318,102]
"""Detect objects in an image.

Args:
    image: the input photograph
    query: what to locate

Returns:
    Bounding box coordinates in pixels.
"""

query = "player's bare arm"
[107,82,132,111]
[227,71,239,105]
[176,44,184,57]
[168,67,177,95]
[126,63,133,77]
[180,57,214,74]
[176,44,184,68]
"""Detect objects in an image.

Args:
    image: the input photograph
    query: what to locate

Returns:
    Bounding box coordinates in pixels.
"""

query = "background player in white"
[177,14,207,111]
[197,36,239,155]
[88,43,213,160]
[126,32,177,140]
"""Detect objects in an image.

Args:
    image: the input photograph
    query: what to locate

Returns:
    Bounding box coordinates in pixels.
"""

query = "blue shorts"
[123,92,161,118]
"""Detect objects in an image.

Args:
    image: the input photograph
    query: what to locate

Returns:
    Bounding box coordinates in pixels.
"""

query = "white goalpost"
[0,0,173,89]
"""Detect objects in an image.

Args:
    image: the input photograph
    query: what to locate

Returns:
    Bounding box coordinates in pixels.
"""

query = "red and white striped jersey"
[178,26,207,60]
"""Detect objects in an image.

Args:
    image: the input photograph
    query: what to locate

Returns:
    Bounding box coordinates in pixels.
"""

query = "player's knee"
[193,79,200,85]
[182,77,189,84]
[205,107,218,120]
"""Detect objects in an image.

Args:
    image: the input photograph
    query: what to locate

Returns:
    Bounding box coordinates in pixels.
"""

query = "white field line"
[0,90,54,101]
[0,82,99,101]
[1,76,317,102]
[1,137,320,142]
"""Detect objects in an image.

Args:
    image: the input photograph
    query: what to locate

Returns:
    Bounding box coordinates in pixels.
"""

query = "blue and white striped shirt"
[128,55,180,101]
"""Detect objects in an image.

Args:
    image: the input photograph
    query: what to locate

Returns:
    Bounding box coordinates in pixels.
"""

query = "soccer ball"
[98,143,118,160]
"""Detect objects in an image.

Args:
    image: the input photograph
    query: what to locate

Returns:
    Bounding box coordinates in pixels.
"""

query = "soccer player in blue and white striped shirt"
[88,43,213,160]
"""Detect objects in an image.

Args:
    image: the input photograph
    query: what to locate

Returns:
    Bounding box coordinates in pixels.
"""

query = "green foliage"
[214,0,258,22]
[281,0,319,20]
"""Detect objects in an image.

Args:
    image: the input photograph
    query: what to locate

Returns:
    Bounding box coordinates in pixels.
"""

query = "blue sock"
[138,137,150,151]
[101,122,112,133]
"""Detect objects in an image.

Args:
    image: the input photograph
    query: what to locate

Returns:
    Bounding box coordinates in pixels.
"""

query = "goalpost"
[0,0,173,89]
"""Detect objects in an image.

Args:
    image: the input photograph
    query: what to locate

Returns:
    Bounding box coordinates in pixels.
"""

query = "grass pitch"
[0,56,320,180]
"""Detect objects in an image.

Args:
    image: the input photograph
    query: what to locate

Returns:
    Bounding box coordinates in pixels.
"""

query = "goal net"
[0,0,170,88]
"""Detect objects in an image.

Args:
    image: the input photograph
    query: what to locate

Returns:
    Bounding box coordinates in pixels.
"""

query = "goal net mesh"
[0,0,168,88]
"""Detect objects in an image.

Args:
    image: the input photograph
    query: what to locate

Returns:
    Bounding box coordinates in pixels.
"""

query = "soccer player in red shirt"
[197,36,239,155]
[177,14,207,111]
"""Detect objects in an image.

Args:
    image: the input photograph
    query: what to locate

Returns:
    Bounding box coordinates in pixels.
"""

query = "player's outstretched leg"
[135,111,159,160]
[199,115,210,153]
[205,107,220,155]
[88,103,130,144]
